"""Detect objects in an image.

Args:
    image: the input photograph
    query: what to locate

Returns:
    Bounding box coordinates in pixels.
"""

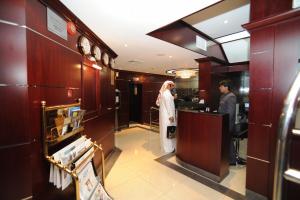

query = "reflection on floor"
[106,127,246,200]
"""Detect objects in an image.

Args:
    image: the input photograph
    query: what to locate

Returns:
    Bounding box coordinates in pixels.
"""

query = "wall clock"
[102,52,109,66]
[109,58,115,68]
[78,36,91,55]
[92,45,101,61]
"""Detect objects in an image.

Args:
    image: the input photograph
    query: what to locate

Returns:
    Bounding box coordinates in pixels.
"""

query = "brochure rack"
[41,99,106,200]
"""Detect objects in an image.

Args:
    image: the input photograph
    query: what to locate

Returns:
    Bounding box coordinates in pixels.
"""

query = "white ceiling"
[60,0,222,75]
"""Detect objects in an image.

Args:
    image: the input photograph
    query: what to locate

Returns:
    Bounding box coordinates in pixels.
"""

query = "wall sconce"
[133,77,140,82]
[92,63,102,70]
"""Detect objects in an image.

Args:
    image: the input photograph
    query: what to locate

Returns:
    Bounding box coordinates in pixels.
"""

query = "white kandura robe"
[159,90,176,153]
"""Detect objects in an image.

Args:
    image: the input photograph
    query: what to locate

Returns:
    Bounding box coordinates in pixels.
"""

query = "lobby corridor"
[106,127,245,200]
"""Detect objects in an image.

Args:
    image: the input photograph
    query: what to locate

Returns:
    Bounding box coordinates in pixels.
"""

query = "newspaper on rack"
[49,136,94,190]
[74,146,95,173]
[78,162,98,200]
[60,138,93,190]
[89,182,113,200]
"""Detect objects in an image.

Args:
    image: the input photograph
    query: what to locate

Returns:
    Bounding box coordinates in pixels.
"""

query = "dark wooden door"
[129,83,142,123]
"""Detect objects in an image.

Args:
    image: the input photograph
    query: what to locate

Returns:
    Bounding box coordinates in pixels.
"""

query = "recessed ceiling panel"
[183,0,250,38]
[222,38,250,63]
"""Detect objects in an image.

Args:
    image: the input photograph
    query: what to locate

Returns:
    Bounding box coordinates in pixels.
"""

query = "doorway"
[129,83,142,123]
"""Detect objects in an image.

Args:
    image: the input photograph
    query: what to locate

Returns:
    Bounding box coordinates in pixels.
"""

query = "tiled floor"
[106,127,246,200]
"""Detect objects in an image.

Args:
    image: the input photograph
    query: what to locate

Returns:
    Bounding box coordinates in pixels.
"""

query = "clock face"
[92,46,101,61]
[109,58,115,68]
[102,53,109,66]
[78,36,91,55]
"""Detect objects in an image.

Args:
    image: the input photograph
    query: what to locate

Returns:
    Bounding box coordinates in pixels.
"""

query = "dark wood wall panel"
[26,0,81,52]
[0,144,32,200]
[100,67,115,115]
[248,89,272,124]
[0,0,26,24]
[246,158,269,196]
[198,61,212,103]
[250,52,274,89]
[272,16,300,199]
[247,124,271,161]
[0,87,30,146]
[0,2,32,199]
[82,66,98,118]
[0,23,27,85]
[246,24,275,198]
[245,5,300,198]
[1,0,117,199]
[26,30,82,87]
[250,0,292,22]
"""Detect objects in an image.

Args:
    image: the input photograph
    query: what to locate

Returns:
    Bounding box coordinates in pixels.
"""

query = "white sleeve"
[162,92,174,119]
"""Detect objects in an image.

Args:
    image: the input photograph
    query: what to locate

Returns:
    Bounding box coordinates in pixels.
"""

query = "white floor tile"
[106,127,244,200]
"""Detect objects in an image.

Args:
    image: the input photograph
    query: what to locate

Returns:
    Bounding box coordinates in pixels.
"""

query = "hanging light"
[165,68,198,79]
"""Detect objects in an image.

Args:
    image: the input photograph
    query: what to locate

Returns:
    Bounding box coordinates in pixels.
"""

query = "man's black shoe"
[236,158,246,165]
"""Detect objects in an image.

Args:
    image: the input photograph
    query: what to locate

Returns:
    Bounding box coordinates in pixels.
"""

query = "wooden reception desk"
[176,110,230,182]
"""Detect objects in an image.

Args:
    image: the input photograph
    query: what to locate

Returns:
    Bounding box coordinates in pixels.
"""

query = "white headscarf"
[156,80,174,106]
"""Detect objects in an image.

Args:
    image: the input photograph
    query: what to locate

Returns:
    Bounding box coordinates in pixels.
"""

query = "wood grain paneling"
[1,0,117,199]
[82,65,98,119]
[0,144,32,200]
[248,89,273,124]
[100,67,115,116]
[272,16,300,199]
[246,157,269,197]
[250,52,274,89]
[250,0,292,22]
[198,61,212,103]
[27,30,82,87]
[0,0,26,24]
[177,111,229,180]
[245,7,300,198]
[247,124,271,161]
[0,23,27,85]
[0,86,30,146]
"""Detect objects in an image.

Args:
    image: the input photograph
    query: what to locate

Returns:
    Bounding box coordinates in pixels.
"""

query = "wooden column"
[244,2,300,199]
[196,58,213,104]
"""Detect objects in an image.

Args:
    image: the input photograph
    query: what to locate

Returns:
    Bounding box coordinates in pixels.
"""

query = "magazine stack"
[41,100,112,200]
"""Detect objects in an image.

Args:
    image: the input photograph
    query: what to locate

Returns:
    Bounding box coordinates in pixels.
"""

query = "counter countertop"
[177,109,226,116]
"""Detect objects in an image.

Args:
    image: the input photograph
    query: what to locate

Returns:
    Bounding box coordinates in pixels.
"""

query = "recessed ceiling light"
[224,20,228,24]
[124,44,128,47]
[216,31,250,43]
[169,55,173,58]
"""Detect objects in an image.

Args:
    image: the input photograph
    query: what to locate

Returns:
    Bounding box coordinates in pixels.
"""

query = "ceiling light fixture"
[216,31,250,43]
[224,20,228,24]
[176,70,197,79]
[124,44,128,47]
[165,68,197,79]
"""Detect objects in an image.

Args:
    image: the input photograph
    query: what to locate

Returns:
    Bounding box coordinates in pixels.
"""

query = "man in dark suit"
[218,80,237,165]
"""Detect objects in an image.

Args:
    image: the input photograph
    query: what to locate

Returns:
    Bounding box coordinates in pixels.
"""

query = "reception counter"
[176,109,230,182]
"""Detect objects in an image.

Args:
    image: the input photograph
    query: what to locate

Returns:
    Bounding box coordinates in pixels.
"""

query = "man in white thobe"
[156,81,176,153]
